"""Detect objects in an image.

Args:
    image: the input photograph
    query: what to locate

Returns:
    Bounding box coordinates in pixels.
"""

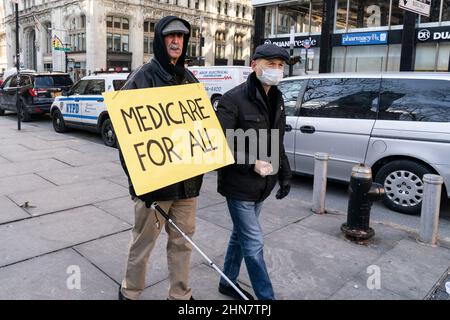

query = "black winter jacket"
[216,72,292,202]
[118,16,203,202]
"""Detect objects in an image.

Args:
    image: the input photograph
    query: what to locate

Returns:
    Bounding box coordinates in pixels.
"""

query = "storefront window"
[277,7,292,34]
[332,47,346,72]
[415,43,438,71]
[265,8,272,37]
[437,43,450,71]
[122,35,129,52]
[386,44,401,71]
[347,0,389,30]
[114,34,121,51]
[286,47,320,76]
[390,1,404,26]
[442,0,450,23]
[419,0,441,24]
[107,16,130,53]
[310,0,323,34]
[345,45,387,72]
[107,33,113,50]
[335,0,348,31]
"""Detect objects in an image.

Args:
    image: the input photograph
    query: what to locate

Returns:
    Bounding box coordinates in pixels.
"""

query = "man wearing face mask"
[215,44,292,300]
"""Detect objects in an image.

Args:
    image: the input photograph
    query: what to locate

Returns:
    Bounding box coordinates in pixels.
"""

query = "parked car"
[189,66,252,111]
[278,72,450,215]
[50,72,129,147]
[0,71,73,121]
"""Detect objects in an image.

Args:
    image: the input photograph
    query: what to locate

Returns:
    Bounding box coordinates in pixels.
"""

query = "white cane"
[151,202,249,300]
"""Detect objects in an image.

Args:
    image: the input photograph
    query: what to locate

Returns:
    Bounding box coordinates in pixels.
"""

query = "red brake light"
[28,88,37,97]
[28,88,48,97]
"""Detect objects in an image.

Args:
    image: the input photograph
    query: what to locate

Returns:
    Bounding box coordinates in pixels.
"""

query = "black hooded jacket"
[118,16,203,202]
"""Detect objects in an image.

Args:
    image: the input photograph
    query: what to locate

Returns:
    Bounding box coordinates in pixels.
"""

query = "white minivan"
[279,72,450,215]
[189,66,252,110]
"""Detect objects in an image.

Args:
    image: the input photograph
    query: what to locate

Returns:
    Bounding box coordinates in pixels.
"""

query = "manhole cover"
[425,267,450,300]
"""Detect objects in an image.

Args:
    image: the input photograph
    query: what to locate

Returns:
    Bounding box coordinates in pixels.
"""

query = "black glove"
[276,183,291,200]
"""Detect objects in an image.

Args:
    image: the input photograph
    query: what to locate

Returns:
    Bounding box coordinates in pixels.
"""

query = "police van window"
[113,80,127,91]
[85,80,105,95]
[70,80,89,95]
[300,78,380,119]
[278,79,306,116]
[379,79,450,122]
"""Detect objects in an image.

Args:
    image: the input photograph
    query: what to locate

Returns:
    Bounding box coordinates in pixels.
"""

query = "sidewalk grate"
[425,268,450,300]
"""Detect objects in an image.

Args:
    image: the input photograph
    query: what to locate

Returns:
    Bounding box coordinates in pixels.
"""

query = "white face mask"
[256,68,284,86]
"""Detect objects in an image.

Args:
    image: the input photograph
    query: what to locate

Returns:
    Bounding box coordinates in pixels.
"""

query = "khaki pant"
[121,197,197,300]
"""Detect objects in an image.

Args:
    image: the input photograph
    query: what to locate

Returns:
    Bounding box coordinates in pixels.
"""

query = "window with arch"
[68,15,86,52]
[187,27,200,58]
[215,31,226,59]
[144,20,155,55]
[107,16,130,52]
[233,34,244,61]
[44,22,52,54]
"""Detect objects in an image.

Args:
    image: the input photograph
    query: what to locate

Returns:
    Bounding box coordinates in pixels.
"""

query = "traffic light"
[52,39,58,48]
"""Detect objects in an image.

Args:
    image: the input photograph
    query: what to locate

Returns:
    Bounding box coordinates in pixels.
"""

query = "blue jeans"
[219,198,275,300]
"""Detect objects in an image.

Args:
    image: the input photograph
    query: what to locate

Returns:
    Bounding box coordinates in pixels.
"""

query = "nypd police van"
[50,73,128,147]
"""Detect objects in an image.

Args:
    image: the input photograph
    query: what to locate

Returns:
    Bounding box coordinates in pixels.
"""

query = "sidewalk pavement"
[0,116,449,300]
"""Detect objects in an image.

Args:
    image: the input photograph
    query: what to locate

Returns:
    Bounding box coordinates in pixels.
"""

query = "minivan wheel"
[52,110,67,133]
[375,160,433,215]
[101,119,117,148]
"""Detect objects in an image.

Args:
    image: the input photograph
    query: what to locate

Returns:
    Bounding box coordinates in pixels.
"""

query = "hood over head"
[153,16,191,74]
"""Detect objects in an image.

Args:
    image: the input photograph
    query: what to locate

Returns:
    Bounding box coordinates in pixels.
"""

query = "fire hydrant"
[341,165,385,242]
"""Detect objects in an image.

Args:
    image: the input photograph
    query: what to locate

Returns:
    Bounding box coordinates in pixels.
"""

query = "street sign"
[399,0,431,17]
[54,47,71,52]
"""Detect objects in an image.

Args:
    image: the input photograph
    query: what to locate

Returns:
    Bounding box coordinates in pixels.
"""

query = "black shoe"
[219,283,255,300]
[118,285,131,300]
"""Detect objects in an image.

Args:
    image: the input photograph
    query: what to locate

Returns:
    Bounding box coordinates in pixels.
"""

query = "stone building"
[2,0,253,80]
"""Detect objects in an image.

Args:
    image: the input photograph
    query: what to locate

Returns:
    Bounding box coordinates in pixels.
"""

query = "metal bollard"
[312,153,329,214]
[418,174,444,246]
[341,164,384,243]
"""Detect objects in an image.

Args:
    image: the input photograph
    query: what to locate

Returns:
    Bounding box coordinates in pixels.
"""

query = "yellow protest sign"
[103,83,234,196]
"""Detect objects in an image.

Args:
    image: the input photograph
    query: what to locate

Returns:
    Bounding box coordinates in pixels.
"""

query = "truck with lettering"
[189,66,252,111]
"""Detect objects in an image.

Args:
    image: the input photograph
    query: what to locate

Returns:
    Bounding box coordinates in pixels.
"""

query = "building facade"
[0,2,6,73]
[253,0,450,75]
[3,0,254,80]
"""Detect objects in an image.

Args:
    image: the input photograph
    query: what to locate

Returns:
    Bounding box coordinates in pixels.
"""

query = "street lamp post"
[14,0,21,130]
[199,16,204,66]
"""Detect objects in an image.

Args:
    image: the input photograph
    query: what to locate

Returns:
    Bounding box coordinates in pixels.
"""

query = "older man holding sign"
[103,16,233,301]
